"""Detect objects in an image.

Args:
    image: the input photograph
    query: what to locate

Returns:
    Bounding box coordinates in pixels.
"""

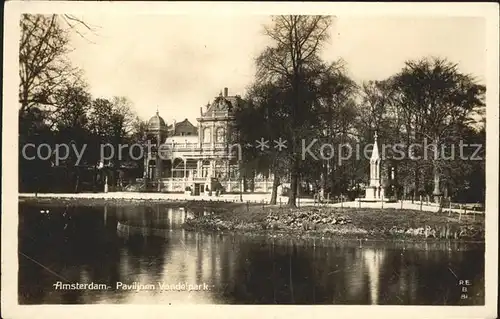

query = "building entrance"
[194,183,205,196]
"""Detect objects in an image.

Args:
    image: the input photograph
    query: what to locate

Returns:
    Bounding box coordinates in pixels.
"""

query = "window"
[203,127,211,143]
[216,127,225,143]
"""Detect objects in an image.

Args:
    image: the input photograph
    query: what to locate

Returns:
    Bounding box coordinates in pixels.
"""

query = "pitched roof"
[167,118,198,135]
[202,94,242,117]
[167,119,195,130]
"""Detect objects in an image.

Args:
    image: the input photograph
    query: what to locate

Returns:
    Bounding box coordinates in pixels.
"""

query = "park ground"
[19,192,485,242]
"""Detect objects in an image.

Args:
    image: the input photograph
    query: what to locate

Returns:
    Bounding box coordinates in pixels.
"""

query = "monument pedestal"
[356,186,392,202]
[365,187,376,200]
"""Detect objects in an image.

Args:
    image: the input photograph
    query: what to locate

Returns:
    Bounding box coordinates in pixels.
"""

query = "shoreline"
[179,225,485,245]
[19,195,251,210]
[20,195,485,243]
[18,192,484,213]
[181,208,485,242]
[116,221,485,249]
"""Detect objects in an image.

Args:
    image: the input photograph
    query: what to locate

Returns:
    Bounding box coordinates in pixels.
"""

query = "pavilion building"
[140,88,273,194]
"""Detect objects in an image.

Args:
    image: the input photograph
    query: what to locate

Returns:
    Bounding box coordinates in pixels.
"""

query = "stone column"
[143,153,149,178]
[156,131,163,192]
[206,160,214,192]
[227,161,231,192]
[198,123,202,148]
[170,161,174,179]
[197,160,202,178]
[169,159,173,191]
[156,159,162,192]
[183,159,187,189]
[142,152,149,191]
[210,160,215,177]
[211,122,215,149]
[183,159,187,178]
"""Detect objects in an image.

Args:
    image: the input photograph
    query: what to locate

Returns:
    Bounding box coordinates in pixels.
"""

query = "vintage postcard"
[2,1,498,319]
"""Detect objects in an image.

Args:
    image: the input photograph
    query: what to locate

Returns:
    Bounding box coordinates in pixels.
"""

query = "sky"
[68,15,486,125]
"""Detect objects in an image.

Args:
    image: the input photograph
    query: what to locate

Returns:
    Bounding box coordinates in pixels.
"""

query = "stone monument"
[357,132,392,202]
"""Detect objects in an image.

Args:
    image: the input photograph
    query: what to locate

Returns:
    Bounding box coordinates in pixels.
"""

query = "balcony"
[146,142,237,160]
[157,142,229,151]
[169,142,199,150]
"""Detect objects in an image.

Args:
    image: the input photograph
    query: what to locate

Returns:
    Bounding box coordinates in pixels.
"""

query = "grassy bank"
[184,204,485,241]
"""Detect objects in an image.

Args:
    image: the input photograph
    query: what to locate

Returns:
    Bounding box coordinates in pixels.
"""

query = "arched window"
[203,127,211,143]
[216,127,225,143]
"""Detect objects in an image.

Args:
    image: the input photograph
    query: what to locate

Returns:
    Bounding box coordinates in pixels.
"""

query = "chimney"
[224,87,228,97]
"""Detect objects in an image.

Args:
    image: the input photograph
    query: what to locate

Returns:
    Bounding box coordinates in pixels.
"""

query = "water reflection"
[18,203,485,305]
[363,249,385,305]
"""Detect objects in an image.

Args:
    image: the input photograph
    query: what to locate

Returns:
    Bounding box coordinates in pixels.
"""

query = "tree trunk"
[74,168,80,193]
[287,165,298,207]
[330,161,337,196]
[239,176,243,202]
[269,173,280,205]
[321,160,328,199]
[431,138,442,203]
[412,163,419,204]
[437,195,444,213]
[92,167,97,192]
[432,163,442,203]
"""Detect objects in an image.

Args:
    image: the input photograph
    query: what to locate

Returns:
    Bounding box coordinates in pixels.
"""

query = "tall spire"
[371,131,380,161]
[156,106,159,116]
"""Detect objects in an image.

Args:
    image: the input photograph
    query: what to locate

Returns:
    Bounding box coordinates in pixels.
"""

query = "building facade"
[140,88,272,194]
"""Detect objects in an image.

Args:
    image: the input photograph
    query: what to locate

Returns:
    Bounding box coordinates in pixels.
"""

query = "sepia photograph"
[2,2,498,319]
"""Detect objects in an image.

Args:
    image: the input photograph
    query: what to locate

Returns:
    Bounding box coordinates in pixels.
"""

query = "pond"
[18,202,484,305]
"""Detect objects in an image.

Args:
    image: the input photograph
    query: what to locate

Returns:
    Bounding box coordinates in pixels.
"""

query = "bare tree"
[19,14,96,115]
[256,15,334,207]
[111,96,137,137]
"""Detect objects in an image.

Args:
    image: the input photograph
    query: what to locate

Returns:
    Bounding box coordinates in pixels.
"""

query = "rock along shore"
[183,206,485,242]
